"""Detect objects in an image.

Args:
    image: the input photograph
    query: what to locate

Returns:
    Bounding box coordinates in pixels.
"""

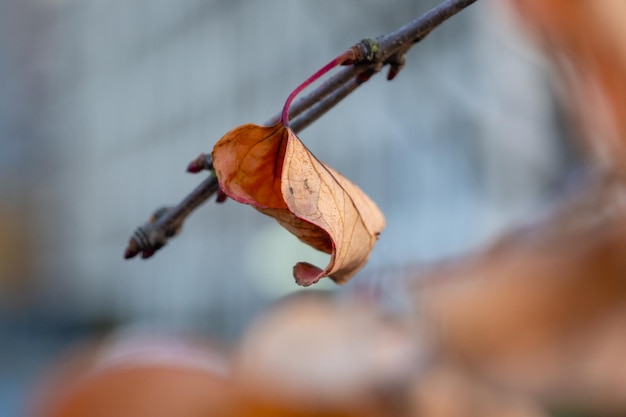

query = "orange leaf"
[212,123,385,286]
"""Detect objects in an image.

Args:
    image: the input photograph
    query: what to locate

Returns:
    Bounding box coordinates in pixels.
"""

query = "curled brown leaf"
[212,123,385,286]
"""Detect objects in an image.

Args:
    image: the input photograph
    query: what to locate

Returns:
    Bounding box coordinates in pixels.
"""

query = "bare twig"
[287,0,479,130]
[124,0,478,259]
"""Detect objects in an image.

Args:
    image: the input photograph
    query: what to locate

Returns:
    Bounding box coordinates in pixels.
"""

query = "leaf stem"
[281,49,355,127]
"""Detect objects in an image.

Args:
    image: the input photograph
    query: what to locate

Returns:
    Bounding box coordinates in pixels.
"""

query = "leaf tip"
[293,262,325,287]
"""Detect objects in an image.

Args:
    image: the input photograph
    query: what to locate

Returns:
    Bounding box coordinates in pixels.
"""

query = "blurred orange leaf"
[212,123,385,286]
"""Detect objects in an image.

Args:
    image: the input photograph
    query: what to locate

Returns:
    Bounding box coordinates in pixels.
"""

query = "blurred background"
[0,0,580,415]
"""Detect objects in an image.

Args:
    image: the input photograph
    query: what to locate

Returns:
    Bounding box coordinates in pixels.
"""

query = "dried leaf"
[234,293,420,416]
[509,0,626,170]
[212,123,385,286]
[416,179,626,410]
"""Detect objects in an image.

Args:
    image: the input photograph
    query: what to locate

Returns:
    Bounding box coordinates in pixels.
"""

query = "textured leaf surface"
[212,123,385,286]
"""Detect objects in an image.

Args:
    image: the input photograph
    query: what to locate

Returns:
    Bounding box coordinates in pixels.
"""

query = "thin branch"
[276,66,361,125]
[124,0,479,259]
[291,72,370,133]
[378,0,478,55]
[124,172,220,259]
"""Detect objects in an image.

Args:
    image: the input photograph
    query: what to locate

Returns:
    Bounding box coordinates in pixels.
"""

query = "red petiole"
[281,49,356,127]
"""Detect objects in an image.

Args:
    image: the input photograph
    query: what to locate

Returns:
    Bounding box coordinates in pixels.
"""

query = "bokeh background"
[0,0,579,415]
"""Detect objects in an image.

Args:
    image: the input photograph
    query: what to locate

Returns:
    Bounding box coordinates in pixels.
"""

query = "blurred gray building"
[0,0,578,414]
